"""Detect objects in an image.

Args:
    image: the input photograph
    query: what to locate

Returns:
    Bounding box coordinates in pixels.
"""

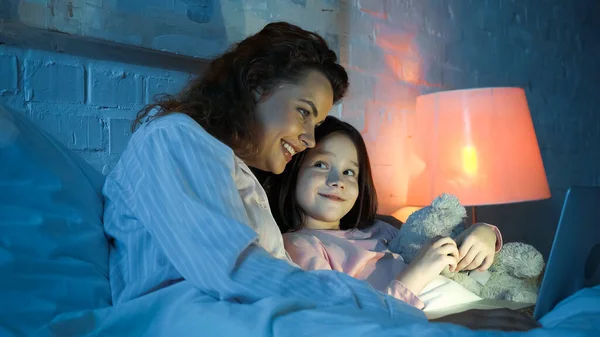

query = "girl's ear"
[253,87,265,103]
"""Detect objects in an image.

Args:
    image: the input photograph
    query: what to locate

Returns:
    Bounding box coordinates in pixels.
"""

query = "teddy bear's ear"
[431,194,467,220]
[432,194,462,209]
[403,208,421,224]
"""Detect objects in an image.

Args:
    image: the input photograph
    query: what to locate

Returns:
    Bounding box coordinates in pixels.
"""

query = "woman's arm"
[123,116,422,319]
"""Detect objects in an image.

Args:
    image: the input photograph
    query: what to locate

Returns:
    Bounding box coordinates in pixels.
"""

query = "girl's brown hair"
[265,116,379,233]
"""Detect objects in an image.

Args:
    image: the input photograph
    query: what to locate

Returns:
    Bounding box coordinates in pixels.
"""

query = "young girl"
[266,116,503,309]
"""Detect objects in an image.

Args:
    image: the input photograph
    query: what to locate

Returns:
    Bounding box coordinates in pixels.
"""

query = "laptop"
[425,186,600,321]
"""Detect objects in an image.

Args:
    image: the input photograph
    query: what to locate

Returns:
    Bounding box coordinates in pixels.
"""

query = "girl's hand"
[454,223,497,272]
[397,236,459,295]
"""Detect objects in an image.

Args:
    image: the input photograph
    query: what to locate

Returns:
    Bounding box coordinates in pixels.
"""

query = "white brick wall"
[24,60,85,103]
[88,68,144,108]
[0,45,191,175]
[0,55,18,95]
[1,0,599,257]
[338,0,600,257]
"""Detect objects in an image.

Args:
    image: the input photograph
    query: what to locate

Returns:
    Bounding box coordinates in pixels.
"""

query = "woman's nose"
[299,128,316,148]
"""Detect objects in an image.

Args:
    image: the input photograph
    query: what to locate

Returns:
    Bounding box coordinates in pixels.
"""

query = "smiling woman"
[131,23,347,174]
[249,70,334,174]
[101,21,429,321]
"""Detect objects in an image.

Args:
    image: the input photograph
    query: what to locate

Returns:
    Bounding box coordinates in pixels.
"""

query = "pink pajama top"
[283,221,503,310]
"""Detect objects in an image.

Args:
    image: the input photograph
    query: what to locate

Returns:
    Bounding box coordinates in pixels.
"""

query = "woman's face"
[250,70,333,174]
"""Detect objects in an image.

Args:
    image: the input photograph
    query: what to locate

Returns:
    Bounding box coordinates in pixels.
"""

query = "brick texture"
[24,60,85,103]
[88,68,143,108]
[28,110,104,151]
[108,118,133,154]
[341,0,600,258]
[145,76,185,104]
[0,44,189,173]
[0,55,18,95]
[1,0,599,258]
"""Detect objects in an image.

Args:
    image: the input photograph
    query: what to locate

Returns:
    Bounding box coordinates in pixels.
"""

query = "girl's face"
[295,132,360,230]
[247,70,333,174]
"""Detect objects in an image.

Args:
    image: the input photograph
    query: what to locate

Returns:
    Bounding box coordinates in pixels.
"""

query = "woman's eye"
[314,162,327,169]
[298,108,310,119]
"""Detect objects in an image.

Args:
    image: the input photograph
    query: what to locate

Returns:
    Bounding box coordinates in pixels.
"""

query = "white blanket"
[35,283,600,337]
[419,275,483,311]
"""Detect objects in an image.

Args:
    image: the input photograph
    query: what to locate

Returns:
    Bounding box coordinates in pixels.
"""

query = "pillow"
[0,104,111,335]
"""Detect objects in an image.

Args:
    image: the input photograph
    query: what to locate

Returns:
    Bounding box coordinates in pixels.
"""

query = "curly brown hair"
[133,22,349,158]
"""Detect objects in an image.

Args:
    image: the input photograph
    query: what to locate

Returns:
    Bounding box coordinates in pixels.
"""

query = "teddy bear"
[388,193,545,304]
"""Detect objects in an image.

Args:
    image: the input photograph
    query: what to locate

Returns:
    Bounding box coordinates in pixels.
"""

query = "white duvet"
[419,275,484,311]
[34,282,600,337]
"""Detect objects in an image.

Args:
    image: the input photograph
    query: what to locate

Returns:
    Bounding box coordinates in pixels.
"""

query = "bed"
[1,103,598,336]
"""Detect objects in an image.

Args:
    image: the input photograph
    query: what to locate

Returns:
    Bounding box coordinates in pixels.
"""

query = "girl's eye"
[344,169,356,177]
[298,108,310,119]
[314,162,328,169]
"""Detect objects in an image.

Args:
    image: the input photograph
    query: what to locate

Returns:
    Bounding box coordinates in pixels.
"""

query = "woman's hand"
[397,237,459,295]
[454,224,497,272]
[430,308,541,331]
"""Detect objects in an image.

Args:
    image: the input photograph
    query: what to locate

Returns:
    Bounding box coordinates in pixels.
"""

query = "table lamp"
[398,87,551,223]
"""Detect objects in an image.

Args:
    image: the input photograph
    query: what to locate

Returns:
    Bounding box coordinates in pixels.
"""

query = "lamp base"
[471,206,478,224]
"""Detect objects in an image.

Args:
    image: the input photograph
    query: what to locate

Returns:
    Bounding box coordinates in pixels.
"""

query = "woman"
[103,20,406,314]
[102,21,537,332]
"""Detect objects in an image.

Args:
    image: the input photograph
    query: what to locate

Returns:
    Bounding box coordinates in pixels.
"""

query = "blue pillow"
[0,105,111,335]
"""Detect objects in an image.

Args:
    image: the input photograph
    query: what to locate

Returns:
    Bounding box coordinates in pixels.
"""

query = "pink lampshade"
[405,87,551,207]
